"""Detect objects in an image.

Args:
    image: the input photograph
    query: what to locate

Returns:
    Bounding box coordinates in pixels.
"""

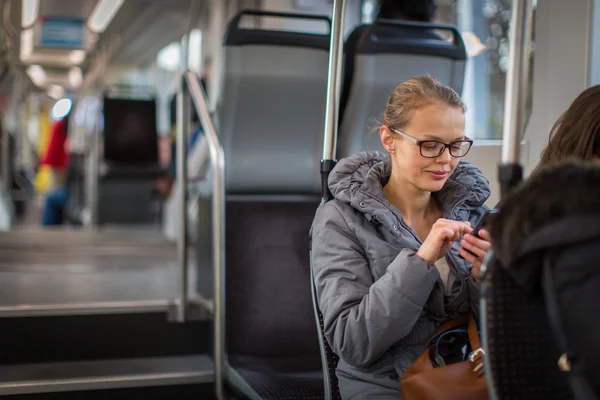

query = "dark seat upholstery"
[482,257,572,400]
[223,199,322,399]
[229,355,324,400]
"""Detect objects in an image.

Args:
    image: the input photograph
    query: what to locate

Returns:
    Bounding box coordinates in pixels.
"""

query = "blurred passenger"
[153,77,207,199]
[40,113,73,226]
[311,76,491,399]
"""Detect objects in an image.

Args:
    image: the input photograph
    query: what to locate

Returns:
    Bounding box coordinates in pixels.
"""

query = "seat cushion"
[229,355,324,400]
[225,199,321,360]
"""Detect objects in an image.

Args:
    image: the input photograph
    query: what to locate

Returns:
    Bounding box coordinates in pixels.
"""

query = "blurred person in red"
[40,113,73,226]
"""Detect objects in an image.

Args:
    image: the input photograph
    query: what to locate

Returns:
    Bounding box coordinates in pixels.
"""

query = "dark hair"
[378,0,437,22]
[538,85,600,167]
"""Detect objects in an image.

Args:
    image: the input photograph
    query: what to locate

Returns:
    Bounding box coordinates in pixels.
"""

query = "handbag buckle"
[469,348,485,377]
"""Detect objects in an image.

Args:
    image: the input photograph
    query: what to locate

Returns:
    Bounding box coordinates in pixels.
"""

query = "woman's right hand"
[416,219,472,264]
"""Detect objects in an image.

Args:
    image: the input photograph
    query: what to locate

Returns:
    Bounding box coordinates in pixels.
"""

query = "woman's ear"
[380,126,395,154]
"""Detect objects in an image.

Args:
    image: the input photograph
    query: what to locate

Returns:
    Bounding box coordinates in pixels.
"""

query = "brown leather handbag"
[400,314,489,400]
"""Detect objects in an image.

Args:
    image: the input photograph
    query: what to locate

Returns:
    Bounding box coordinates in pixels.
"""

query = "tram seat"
[338,20,467,157]
[99,95,164,224]
[197,9,331,399]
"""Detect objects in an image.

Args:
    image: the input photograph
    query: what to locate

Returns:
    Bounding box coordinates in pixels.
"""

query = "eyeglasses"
[391,128,473,158]
[427,327,473,367]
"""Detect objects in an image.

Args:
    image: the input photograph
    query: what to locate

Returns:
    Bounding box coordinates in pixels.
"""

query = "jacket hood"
[328,152,490,221]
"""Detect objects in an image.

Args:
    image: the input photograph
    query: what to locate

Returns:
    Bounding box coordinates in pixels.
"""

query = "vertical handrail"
[184,70,226,400]
[498,0,534,199]
[1,128,9,193]
[320,0,347,202]
[484,2,535,400]
[88,115,100,228]
[175,80,191,323]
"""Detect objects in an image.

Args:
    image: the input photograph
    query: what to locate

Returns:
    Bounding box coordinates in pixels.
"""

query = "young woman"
[311,76,492,399]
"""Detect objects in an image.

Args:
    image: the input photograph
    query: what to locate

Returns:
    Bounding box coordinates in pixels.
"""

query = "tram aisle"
[0,225,215,399]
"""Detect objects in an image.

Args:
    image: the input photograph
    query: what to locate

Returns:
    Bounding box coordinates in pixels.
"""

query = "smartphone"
[470,208,499,238]
[459,208,498,260]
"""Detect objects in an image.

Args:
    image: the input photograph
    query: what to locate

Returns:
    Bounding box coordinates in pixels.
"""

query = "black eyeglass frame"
[391,128,474,159]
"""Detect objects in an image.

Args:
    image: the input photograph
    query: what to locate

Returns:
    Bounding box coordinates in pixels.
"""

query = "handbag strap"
[425,314,470,349]
[468,314,481,350]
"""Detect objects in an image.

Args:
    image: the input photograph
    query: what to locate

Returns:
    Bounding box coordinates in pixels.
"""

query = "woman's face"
[380,102,466,193]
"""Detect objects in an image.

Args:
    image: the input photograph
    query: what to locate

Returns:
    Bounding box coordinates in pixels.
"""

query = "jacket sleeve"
[311,203,440,368]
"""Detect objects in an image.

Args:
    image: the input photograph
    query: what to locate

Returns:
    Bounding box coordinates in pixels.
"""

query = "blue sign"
[39,17,85,48]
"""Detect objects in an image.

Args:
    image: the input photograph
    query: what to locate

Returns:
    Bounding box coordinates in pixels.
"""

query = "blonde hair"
[383,75,466,130]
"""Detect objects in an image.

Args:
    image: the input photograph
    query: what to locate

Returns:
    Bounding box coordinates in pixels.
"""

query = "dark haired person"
[537,85,600,168]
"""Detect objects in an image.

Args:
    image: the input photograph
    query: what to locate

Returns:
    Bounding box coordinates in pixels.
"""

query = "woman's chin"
[418,177,447,192]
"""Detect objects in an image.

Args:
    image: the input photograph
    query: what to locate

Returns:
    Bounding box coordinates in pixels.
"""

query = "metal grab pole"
[185,71,226,400]
[175,78,190,323]
[1,129,9,194]
[320,0,346,202]
[484,6,535,400]
[499,0,534,199]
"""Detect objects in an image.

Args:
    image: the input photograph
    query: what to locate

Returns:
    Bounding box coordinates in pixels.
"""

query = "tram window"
[360,0,535,139]
[436,0,535,139]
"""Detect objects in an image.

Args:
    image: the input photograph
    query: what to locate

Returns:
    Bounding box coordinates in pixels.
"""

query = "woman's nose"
[436,147,452,163]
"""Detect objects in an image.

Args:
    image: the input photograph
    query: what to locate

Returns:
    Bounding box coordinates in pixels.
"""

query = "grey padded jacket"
[310,152,490,399]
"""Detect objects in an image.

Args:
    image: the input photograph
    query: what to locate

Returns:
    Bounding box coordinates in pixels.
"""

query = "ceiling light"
[51,98,72,120]
[157,42,180,72]
[21,0,39,27]
[26,64,46,87]
[70,50,86,65]
[69,67,83,88]
[88,0,124,33]
[47,85,65,100]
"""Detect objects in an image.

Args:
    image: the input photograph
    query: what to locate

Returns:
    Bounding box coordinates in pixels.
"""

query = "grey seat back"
[338,20,467,157]
[218,10,331,195]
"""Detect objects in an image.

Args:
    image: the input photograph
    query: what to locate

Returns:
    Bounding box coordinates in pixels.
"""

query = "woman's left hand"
[458,229,492,283]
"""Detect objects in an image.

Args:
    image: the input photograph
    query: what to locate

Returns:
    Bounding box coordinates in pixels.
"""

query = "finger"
[458,247,480,268]
[463,233,492,252]
[478,228,492,242]
[440,228,455,240]
[460,236,488,259]
[452,220,473,234]
[444,225,463,242]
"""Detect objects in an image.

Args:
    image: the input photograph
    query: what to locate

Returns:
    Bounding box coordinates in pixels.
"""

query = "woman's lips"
[427,171,449,179]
